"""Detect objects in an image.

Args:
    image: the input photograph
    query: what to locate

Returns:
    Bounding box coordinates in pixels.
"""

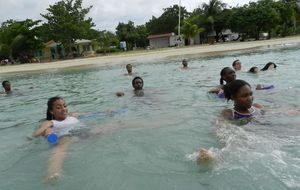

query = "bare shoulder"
[222,109,233,119]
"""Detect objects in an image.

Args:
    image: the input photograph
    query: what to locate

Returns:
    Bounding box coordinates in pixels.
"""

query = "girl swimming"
[198,80,263,164]
[209,67,236,98]
[33,96,82,181]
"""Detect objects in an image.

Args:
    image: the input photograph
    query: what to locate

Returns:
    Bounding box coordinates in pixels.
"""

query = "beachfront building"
[74,39,97,57]
[37,39,97,62]
[147,33,182,48]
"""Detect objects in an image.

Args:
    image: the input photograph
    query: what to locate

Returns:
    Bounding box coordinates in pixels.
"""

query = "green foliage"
[96,47,119,54]
[41,0,95,51]
[116,21,138,50]
[181,16,205,45]
[200,0,228,34]
[98,30,119,48]
[115,21,148,49]
[273,0,299,36]
[146,5,189,35]
[228,0,281,40]
[0,19,44,61]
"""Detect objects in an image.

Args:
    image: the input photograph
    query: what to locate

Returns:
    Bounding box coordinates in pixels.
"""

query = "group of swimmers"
[1,59,277,181]
[232,59,277,73]
[198,59,277,163]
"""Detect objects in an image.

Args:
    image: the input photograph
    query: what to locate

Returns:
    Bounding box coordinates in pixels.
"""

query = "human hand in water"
[197,148,214,164]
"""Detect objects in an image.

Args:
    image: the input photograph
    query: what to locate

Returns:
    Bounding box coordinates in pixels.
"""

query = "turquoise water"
[0,43,300,190]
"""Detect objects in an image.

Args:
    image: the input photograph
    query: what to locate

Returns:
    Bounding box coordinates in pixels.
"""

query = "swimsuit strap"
[233,106,256,120]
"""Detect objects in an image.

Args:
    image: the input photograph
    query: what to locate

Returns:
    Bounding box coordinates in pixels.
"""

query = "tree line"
[0,0,299,62]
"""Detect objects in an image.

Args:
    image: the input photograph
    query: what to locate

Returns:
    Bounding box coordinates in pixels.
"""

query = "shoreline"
[1,36,300,74]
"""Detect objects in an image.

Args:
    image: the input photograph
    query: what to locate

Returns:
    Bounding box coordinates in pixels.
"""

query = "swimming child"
[209,67,236,98]
[125,63,136,76]
[198,80,263,163]
[132,76,144,96]
[261,62,277,71]
[33,96,82,181]
[222,79,263,120]
[248,66,259,74]
[181,59,188,69]
[232,59,242,71]
[1,80,12,94]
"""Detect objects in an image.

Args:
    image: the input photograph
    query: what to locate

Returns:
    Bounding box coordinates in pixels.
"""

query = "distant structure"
[147,33,182,48]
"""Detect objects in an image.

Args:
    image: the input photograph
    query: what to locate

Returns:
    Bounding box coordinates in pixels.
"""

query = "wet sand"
[1,36,300,74]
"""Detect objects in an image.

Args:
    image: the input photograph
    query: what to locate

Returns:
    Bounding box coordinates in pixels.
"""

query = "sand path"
[1,36,300,74]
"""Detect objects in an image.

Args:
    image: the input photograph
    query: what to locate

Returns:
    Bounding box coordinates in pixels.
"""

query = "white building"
[147,33,180,48]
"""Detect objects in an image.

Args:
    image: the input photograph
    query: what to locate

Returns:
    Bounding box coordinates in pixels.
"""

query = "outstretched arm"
[33,120,53,137]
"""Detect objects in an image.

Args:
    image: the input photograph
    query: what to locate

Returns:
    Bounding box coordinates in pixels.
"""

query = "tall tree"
[0,19,43,62]
[201,0,227,34]
[41,0,95,55]
[181,16,204,45]
[116,21,139,50]
[98,30,119,48]
[146,5,189,35]
[274,0,300,36]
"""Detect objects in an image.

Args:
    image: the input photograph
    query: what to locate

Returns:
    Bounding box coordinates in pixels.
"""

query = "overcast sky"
[0,0,254,32]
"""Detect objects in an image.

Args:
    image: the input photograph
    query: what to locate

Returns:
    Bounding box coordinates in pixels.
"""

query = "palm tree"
[181,17,205,45]
[201,0,227,33]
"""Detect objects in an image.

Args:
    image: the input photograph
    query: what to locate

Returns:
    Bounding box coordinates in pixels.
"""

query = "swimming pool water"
[0,43,300,190]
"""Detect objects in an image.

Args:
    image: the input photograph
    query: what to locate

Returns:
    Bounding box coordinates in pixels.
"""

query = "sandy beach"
[1,36,300,74]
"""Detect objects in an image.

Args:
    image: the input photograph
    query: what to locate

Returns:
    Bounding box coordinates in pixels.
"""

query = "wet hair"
[182,59,187,63]
[232,60,240,67]
[248,66,258,73]
[220,67,232,85]
[46,96,64,120]
[132,76,143,87]
[2,80,9,87]
[223,79,251,101]
[261,62,277,71]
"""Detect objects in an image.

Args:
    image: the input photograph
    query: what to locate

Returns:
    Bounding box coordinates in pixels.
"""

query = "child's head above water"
[224,79,253,109]
[220,67,236,85]
[46,96,68,121]
[132,76,144,90]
